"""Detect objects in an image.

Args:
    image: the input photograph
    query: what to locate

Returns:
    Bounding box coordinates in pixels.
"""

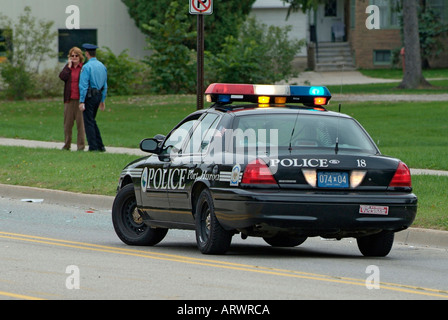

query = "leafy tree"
[0,6,57,99]
[417,5,448,68]
[121,0,256,54]
[143,1,197,94]
[0,6,57,73]
[208,18,305,84]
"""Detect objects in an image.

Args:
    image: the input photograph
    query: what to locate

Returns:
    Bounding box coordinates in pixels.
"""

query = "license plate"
[317,171,349,188]
[359,205,389,215]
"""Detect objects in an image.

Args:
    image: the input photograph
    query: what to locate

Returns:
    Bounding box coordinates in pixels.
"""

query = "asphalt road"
[1,195,447,302]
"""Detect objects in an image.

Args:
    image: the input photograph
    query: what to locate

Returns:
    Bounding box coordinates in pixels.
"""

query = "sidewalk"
[0,137,147,157]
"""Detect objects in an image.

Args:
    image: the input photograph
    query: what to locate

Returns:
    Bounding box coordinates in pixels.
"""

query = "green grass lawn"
[0,95,198,148]
[0,146,136,196]
[0,93,447,230]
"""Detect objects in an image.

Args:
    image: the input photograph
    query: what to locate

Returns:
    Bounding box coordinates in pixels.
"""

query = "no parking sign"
[189,0,213,15]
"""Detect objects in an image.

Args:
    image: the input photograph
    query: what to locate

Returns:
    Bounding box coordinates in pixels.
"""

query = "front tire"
[195,189,232,254]
[357,231,394,257]
[112,184,168,246]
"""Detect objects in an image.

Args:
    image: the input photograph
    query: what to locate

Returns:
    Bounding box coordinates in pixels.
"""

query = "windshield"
[231,113,378,155]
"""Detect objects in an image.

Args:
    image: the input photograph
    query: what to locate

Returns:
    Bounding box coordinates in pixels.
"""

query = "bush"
[0,6,57,100]
[96,47,151,96]
[0,62,34,100]
[31,66,64,99]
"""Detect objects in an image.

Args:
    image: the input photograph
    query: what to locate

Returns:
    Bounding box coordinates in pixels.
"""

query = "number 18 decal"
[357,159,367,167]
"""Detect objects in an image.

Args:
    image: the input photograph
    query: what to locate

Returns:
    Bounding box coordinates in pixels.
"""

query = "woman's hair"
[68,47,84,63]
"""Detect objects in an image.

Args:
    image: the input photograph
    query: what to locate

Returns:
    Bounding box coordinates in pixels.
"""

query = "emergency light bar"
[205,83,332,107]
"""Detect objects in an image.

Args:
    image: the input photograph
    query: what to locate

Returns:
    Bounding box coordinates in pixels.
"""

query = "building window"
[373,50,392,65]
[325,0,337,17]
[370,0,400,29]
[0,29,12,62]
[58,29,97,62]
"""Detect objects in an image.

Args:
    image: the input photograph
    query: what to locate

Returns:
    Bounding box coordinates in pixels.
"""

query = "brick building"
[348,0,448,69]
[255,0,448,70]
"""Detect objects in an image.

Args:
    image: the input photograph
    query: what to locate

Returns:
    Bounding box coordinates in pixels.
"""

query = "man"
[79,43,108,152]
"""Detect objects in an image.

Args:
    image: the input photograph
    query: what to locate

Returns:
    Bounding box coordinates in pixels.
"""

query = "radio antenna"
[335,103,341,155]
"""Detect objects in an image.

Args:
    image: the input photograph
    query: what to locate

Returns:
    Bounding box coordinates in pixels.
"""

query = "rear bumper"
[212,188,417,238]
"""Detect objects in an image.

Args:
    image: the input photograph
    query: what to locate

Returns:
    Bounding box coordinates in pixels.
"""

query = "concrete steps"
[315,42,356,72]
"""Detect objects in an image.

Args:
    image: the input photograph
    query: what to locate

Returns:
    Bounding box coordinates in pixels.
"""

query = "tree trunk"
[398,0,431,89]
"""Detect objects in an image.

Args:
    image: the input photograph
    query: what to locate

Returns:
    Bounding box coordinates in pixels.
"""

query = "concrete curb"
[1,183,447,250]
[0,183,114,210]
[395,228,448,250]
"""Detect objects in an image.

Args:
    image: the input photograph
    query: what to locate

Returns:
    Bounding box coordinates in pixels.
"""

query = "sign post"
[190,0,213,110]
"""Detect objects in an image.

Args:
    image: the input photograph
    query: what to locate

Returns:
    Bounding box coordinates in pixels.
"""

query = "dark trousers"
[83,93,105,151]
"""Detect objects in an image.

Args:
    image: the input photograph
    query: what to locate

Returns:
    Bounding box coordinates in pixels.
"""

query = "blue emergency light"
[205,83,331,107]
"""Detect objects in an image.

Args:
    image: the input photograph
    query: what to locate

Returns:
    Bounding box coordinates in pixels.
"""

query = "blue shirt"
[79,57,108,103]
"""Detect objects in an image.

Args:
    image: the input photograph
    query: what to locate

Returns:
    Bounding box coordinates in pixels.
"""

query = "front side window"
[184,113,220,154]
[163,115,201,154]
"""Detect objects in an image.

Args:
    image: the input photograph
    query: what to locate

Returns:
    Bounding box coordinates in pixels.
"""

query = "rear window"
[231,113,378,155]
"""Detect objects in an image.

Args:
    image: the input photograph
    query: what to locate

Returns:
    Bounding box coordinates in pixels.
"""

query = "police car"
[112,83,417,257]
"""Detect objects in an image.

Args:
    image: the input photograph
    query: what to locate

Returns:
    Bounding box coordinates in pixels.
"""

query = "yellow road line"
[1,231,447,299]
[0,291,45,300]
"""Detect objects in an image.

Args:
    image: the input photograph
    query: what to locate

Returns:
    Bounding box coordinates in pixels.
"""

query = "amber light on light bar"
[275,97,287,104]
[258,96,270,104]
[314,97,327,105]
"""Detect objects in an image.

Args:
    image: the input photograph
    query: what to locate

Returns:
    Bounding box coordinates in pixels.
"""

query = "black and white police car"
[112,83,417,257]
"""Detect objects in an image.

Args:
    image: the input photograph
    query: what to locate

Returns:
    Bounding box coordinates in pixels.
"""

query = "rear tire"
[357,231,394,257]
[112,184,168,246]
[195,189,232,254]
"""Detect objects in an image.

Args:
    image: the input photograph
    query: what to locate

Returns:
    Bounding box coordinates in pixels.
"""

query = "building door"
[316,0,345,42]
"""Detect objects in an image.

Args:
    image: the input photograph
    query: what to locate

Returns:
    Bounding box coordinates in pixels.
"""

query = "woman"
[59,47,86,151]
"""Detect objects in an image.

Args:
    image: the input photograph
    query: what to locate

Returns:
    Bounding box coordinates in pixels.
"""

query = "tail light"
[389,162,412,187]
[241,159,277,185]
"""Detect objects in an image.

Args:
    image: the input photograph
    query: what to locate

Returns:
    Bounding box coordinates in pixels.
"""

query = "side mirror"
[140,138,160,154]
